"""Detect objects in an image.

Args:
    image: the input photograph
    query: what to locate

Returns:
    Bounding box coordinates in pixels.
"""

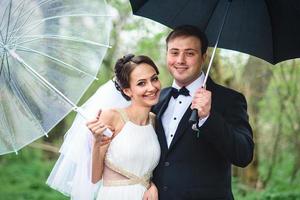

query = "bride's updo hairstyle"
[114,54,159,101]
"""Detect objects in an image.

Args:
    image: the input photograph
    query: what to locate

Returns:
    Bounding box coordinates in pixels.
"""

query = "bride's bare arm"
[87,109,115,184]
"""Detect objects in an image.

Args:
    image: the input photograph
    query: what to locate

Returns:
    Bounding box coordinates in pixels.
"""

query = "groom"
[151,25,254,200]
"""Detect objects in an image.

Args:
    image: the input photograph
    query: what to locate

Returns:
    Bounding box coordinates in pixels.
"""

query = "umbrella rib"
[4,0,66,43]
[170,0,192,26]
[203,1,220,32]
[1,0,28,45]
[6,0,27,43]
[0,53,19,154]
[4,0,13,44]
[168,0,219,31]
[5,51,11,80]
[0,0,11,33]
[33,14,112,22]
[15,45,99,80]
[4,65,48,138]
[0,22,5,42]
[0,53,5,75]
[5,0,27,32]
[130,0,149,12]
[11,13,112,32]
[9,14,112,45]
[7,49,79,111]
[0,52,11,79]
[0,99,18,154]
[8,48,93,121]
[264,1,275,64]
[8,0,54,29]
[6,0,44,44]
[14,35,111,48]
[0,31,4,44]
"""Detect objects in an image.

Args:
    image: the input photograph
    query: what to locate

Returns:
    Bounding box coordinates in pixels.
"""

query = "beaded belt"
[103,159,151,189]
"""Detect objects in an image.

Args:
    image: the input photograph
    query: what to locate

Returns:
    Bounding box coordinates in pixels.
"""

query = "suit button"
[164,161,170,166]
[163,186,168,191]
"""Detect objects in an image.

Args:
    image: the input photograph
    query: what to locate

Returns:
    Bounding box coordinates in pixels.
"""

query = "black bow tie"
[171,87,190,99]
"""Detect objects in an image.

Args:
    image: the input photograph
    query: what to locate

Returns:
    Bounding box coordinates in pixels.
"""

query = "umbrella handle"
[189,109,199,125]
[189,0,232,131]
[189,84,206,130]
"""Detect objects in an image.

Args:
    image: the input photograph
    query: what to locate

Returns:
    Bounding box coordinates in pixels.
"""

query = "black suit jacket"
[152,77,254,200]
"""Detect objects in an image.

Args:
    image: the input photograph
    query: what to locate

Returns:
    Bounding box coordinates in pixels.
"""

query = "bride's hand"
[87,110,111,146]
[142,182,158,200]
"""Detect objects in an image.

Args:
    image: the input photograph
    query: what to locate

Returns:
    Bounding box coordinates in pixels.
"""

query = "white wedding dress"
[97,109,161,200]
[47,80,160,200]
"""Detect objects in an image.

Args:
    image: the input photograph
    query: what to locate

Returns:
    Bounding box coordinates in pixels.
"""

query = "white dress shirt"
[162,73,208,147]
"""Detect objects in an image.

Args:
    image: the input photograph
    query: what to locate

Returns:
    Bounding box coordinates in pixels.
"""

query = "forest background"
[0,0,300,199]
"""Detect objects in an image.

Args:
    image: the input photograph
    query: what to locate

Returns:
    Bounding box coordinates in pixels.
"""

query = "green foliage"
[234,185,300,200]
[233,176,300,200]
[135,30,173,87]
[0,148,67,200]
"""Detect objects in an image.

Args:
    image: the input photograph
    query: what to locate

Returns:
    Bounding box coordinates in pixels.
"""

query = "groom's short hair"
[166,25,208,55]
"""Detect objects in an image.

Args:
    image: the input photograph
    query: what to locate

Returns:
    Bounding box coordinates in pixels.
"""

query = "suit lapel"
[168,105,193,151]
[156,88,172,154]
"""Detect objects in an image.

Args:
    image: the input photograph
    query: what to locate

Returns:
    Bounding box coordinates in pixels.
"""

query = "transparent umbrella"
[0,0,112,155]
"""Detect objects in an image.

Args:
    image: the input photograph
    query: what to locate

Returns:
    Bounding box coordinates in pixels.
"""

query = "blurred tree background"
[0,0,300,199]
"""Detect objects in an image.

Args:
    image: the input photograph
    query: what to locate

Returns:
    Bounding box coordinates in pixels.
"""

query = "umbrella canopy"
[0,0,112,155]
[129,0,300,65]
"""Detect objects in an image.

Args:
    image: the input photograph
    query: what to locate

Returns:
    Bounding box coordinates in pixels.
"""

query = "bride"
[47,54,161,200]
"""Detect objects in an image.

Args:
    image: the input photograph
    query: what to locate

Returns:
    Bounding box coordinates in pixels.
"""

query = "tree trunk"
[237,57,273,188]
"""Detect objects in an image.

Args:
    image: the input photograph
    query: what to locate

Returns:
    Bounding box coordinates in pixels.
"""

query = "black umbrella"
[130,0,300,65]
[129,0,300,127]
